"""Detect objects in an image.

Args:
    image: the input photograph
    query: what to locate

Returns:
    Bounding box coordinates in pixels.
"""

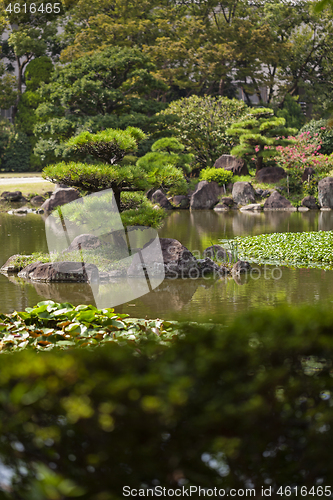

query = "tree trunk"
[114,188,121,212]
[256,155,264,173]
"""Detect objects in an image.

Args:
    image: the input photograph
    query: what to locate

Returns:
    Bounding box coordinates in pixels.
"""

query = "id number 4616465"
[277,486,332,496]
[5,3,61,13]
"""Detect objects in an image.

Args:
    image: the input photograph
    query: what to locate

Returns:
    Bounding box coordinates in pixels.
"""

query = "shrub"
[275,132,333,176]
[300,119,333,155]
[158,95,248,168]
[199,167,233,186]
[136,137,192,195]
[2,304,333,496]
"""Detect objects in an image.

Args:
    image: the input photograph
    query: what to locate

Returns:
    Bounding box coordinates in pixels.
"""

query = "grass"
[0,181,54,197]
[222,231,333,270]
[231,173,280,191]
[6,247,131,274]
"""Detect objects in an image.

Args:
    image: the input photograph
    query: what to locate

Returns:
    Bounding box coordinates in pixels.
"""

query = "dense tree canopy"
[1,0,333,171]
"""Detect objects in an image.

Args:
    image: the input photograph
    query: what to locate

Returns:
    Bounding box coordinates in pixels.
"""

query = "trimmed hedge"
[1,304,333,497]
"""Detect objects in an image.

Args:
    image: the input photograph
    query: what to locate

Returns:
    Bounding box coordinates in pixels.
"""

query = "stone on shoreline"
[263,191,296,210]
[232,260,251,275]
[232,182,256,206]
[41,187,81,212]
[20,261,99,283]
[0,255,31,273]
[190,181,220,210]
[318,177,333,208]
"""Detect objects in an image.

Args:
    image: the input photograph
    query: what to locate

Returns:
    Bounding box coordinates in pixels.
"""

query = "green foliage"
[33,46,168,166]
[159,95,249,168]
[1,130,31,172]
[274,94,306,130]
[279,167,303,195]
[199,167,233,186]
[24,56,53,91]
[53,189,166,231]
[137,137,194,177]
[299,119,333,155]
[151,137,184,154]
[66,127,145,164]
[0,119,14,168]
[0,300,179,352]
[0,62,17,110]
[43,161,150,193]
[227,108,297,172]
[228,231,333,270]
[303,176,318,198]
[2,303,333,495]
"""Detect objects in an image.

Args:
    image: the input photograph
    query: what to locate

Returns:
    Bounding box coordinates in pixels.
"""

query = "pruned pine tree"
[227,108,297,173]
[43,128,187,226]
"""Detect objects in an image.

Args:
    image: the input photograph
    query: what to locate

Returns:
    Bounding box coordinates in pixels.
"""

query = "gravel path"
[0,177,52,185]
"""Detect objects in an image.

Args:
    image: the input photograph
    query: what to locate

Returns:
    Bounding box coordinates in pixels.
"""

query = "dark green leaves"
[0,301,180,353]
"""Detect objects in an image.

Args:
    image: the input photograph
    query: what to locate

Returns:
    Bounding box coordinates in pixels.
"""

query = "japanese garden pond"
[1,209,333,323]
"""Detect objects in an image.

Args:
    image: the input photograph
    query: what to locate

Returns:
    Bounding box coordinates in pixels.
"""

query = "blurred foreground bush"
[1,305,333,498]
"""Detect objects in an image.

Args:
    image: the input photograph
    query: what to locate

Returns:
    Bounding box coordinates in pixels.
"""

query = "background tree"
[15,56,54,170]
[0,62,17,109]
[227,108,297,173]
[33,46,169,167]
[0,0,64,119]
[159,95,249,169]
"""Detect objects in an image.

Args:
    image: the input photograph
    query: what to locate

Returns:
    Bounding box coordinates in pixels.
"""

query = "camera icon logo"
[44,189,165,308]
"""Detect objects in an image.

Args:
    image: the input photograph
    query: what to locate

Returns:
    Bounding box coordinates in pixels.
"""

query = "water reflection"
[159,210,333,252]
[1,210,333,319]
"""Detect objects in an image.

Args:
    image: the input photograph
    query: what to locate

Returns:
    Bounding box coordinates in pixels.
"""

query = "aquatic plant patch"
[222,231,333,270]
[0,301,180,353]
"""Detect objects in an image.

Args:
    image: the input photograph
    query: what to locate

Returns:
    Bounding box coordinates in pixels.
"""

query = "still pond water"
[1,210,333,323]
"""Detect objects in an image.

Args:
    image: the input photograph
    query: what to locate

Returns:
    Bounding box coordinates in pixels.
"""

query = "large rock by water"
[1,191,25,202]
[240,203,262,212]
[203,245,232,264]
[256,166,286,184]
[18,262,44,279]
[301,196,318,209]
[41,187,81,212]
[64,234,104,253]
[214,155,249,176]
[232,182,256,206]
[263,190,294,210]
[172,195,190,209]
[23,261,99,283]
[0,254,30,273]
[30,195,45,207]
[231,260,251,275]
[190,181,220,209]
[318,177,333,208]
[151,189,173,210]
